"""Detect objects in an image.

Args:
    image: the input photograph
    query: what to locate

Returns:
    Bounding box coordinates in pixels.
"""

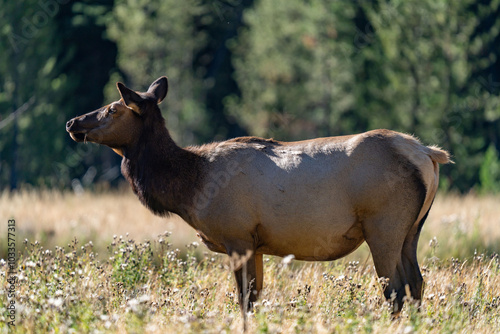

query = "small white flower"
[128,298,139,307]
[25,261,36,268]
[404,325,414,334]
[126,297,145,313]
[48,297,63,308]
[138,295,150,303]
[282,254,295,265]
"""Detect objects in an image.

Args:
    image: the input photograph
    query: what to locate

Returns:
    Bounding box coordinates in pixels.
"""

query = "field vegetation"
[1,190,499,333]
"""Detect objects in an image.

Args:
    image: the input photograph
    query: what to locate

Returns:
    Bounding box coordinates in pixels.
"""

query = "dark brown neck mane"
[120,111,205,221]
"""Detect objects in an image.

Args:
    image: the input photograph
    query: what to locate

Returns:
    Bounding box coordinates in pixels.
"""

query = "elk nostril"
[66,119,74,130]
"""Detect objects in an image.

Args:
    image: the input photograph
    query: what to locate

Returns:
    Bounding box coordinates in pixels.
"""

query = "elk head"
[66,77,168,156]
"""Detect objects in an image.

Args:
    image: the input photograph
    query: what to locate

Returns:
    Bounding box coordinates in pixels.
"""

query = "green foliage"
[229,0,357,139]
[0,0,117,189]
[0,1,63,188]
[106,0,210,145]
[479,144,500,193]
[109,236,154,288]
[230,0,500,192]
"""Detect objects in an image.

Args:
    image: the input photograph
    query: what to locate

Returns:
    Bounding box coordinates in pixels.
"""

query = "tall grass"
[1,190,499,333]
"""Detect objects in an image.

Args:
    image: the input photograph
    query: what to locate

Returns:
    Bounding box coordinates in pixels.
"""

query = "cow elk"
[66,76,451,326]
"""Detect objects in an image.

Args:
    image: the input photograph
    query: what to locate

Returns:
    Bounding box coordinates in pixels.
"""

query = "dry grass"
[0,189,197,252]
[1,190,499,333]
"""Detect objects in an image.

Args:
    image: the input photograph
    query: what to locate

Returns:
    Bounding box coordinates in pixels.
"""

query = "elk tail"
[425,145,453,164]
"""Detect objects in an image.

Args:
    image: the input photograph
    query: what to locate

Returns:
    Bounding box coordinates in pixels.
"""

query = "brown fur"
[66,77,451,323]
[228,136,282,145]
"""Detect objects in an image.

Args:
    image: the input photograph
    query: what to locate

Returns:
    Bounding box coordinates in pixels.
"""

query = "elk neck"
[120,114,206,222]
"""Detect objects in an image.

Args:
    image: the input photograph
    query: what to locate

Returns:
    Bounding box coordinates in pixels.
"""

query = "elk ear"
[117,82,142,113]
[147,76,168,104]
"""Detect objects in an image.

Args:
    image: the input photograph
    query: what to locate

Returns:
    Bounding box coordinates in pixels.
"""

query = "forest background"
[1,0,500,193]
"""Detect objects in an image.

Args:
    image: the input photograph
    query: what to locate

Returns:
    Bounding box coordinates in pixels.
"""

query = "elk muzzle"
[66,110,104,143]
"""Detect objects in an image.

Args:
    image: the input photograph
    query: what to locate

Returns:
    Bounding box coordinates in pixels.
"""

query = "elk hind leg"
[401,209,431,303]
[366,237,408,314]
[363,211,418,314]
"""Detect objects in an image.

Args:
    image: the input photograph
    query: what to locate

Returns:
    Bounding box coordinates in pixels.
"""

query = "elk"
[66,76,451,322]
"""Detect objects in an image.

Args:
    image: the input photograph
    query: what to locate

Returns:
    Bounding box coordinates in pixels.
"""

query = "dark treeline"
[1,0,499,193]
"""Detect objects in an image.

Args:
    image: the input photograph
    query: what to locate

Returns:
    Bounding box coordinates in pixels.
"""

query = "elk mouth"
[69,131,87,143]
[66,118,91,143]
[66,116,107,144]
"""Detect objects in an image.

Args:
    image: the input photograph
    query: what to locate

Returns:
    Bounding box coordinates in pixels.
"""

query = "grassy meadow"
[1,190,499,333]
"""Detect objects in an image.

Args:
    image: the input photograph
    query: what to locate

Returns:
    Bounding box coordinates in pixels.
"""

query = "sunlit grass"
[1,190,499,333]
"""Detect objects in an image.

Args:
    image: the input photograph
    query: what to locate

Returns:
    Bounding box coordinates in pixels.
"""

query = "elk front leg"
[254,253,263,299]
[229,250,263,330]
[231,250,262,311]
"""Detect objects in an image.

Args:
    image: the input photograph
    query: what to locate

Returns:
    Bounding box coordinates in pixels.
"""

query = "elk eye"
[109,107,117,114]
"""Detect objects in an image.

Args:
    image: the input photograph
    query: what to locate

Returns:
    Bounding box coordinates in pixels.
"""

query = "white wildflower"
[47,297,64,308]
[282,254,295,265]
[25,261,36,268]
